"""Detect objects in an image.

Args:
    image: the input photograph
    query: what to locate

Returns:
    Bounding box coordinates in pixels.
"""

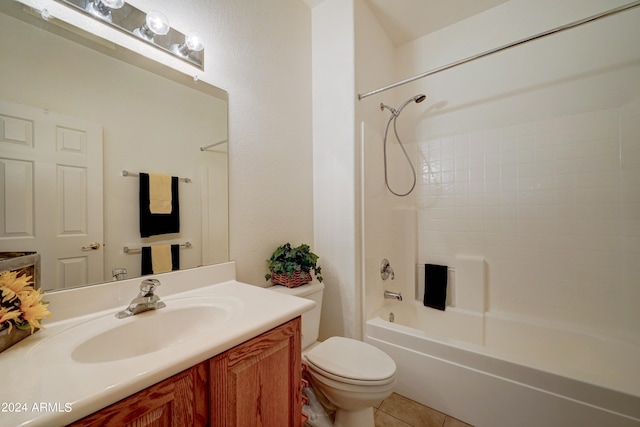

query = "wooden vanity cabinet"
[67,317,302,427]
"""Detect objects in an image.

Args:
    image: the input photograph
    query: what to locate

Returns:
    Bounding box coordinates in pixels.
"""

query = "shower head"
[381,94,427,117]
[395,93,427,116]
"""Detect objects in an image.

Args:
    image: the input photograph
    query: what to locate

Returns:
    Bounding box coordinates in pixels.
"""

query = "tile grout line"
[375,408,414,426]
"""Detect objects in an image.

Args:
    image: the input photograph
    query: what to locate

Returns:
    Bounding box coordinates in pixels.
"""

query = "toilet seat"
[305,337,396,385]
[306,360,396,387]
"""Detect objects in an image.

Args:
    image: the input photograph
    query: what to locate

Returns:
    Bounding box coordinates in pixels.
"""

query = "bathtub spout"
[384,290,403,301]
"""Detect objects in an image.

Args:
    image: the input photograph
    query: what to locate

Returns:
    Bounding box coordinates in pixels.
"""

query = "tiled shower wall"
[417,102,640,341]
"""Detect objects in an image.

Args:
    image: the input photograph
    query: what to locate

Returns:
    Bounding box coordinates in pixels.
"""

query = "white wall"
[312,0,359,339]
[362,0,640,342]
[120,0,315,286]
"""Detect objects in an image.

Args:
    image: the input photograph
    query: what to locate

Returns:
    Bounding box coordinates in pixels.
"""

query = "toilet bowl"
[269,282,397,427]
[305,336,396,426]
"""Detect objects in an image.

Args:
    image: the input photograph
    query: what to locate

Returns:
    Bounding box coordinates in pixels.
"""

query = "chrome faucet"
[116,278,166,318]
[112,268,127,281]
[384,290,403,301]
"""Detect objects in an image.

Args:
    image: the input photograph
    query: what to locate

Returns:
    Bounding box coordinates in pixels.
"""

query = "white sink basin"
[73,303,232,363]
[31,295,243,364]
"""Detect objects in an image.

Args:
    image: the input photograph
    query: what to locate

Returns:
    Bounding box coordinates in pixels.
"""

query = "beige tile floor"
[374,393,474,427]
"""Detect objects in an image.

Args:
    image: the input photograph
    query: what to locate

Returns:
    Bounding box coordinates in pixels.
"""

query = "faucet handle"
[112,268,127,281]
[140,278,161,295]
[381,259,395,280]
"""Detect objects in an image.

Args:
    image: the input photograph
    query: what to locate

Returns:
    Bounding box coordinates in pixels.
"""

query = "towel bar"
[124,242,192,254]
[122,170,191,183]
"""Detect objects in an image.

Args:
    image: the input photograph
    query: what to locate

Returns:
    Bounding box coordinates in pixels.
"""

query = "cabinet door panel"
[229,340,291,425]
[211,318,302,427]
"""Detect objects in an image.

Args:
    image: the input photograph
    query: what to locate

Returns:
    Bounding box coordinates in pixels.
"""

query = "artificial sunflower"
[0,306,21,333]
[0,270,32,302]
[19,288,51,333]
[0,270,51,334]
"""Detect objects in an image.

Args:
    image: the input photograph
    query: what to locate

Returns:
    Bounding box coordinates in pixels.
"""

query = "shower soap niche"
[454,255,486,313]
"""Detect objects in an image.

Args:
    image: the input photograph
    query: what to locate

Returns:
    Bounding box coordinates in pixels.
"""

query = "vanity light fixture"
[52,0,205,69]
[86,0,124,22]
[133,10,170,42]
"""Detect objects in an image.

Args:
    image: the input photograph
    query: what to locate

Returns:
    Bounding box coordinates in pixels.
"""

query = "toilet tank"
[268,281,324,350]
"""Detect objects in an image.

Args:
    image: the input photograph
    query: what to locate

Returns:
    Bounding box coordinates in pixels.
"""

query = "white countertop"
[0,263,314,426]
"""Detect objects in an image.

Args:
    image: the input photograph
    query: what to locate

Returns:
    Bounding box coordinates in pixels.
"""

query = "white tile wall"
[417,105,640,340]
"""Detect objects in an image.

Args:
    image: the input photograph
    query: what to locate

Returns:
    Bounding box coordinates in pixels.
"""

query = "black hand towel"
[424,263,447,310]
[139,173,180,237]
[141,244,180,275]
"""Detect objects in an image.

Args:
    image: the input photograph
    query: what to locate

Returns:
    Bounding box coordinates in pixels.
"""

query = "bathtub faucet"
[384,290,403,301]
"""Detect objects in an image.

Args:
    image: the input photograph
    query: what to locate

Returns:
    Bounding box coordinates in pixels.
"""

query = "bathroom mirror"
[0,2,229,291]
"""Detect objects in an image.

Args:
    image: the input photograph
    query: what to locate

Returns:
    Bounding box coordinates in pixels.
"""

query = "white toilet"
[269,282,396,427]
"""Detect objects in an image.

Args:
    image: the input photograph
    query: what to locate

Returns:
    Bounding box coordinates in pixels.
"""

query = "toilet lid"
[306,336,396,381]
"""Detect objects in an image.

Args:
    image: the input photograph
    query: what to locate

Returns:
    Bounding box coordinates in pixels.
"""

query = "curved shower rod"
[358,0,640,100]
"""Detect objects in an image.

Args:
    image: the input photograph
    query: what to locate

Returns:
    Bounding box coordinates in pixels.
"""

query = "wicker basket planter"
[0,252,40,290]
[265,243,323,288]
[0,328,32,354]
[270,271,312,288]
[0,252,43,353]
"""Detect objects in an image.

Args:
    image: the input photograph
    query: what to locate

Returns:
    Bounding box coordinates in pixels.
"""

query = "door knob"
[82,242,101,250]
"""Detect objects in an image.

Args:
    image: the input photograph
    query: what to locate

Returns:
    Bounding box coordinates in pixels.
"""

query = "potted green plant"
[265,243,323,287]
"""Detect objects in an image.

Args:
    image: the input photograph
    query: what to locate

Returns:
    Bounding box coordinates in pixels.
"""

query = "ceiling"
[304,0,510,46]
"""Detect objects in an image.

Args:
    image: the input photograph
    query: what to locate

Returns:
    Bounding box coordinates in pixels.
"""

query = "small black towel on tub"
[424,264,447,310]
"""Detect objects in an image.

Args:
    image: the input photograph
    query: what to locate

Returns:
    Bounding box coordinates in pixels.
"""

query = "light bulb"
[172,31,205,57]
[87,0,124,22]
[184,31,204,52]
[146,10,170,36]
[134,10,170,41]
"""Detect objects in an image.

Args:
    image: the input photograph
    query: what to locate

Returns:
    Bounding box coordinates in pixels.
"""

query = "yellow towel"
[151,244,173,273]
[149,173,172,214]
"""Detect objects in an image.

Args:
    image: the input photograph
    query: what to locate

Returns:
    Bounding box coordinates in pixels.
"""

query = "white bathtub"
[365,301,640,427]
